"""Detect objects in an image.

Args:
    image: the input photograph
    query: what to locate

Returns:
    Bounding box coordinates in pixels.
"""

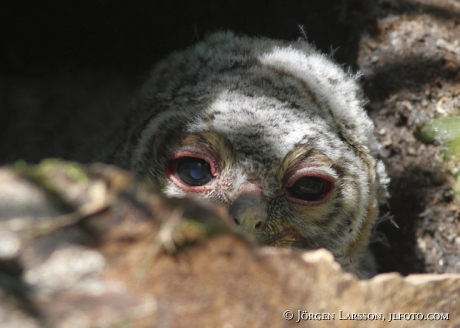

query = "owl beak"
[229,183,267,236]
[232,207,263,234]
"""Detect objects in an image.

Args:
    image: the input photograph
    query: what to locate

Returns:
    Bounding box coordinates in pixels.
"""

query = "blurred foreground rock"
[1,160,459,327]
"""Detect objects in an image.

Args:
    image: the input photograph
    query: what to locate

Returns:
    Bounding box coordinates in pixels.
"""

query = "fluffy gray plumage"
[111,31,389,278]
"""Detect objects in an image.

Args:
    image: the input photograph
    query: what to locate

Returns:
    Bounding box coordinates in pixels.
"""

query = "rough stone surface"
[1,161,459,327]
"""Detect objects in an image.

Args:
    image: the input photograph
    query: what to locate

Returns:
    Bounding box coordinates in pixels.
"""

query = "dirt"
[1,0,459,275]
[357,0,460,275]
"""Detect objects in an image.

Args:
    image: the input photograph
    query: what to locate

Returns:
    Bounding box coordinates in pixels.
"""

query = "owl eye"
[286,175,334,204]
[177,158,213,186]
[166,153,217,191]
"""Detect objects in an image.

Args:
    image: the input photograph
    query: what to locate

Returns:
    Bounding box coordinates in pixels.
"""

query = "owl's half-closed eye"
[113,31,389,278]
[166,152,335,204]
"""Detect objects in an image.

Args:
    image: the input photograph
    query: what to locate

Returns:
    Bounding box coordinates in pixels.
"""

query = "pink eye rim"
[165,151,219,192]
[285,170,335,206]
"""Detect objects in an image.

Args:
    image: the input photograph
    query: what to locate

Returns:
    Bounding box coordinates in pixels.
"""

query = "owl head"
[114,31,389,277]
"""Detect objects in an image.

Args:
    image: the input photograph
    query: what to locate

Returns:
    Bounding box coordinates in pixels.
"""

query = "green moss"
[445,137,460,162]
[455,171,460,204]
[12,159,91,212]
[177,219,216,240]
[14,159,89,187]
[63,162,90,186]
[13,159,56,191]
[418,116,460,204]
[417,116,460,144]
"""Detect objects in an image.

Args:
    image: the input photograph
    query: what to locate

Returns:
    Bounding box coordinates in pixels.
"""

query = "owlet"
[112,31,389,278]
